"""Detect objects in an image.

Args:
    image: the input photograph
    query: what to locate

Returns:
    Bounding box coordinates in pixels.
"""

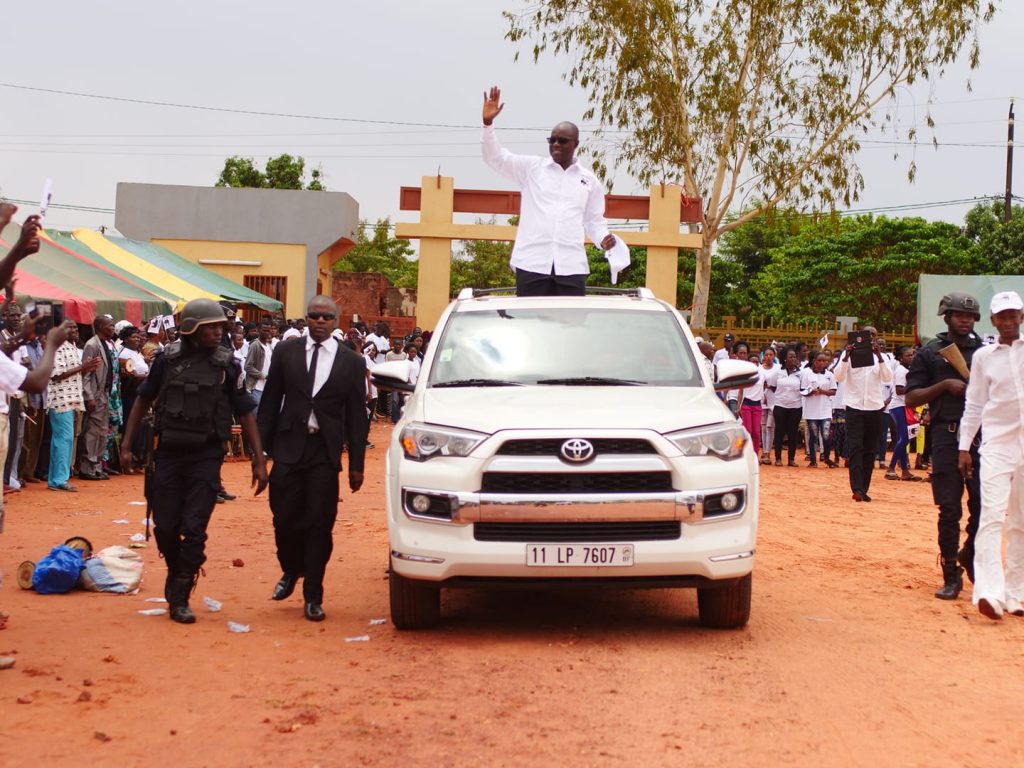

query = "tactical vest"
[155,341,234,448]
[923,332,980,424]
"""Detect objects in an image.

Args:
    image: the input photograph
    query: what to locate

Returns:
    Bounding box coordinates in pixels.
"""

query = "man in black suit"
[257,295,368,621]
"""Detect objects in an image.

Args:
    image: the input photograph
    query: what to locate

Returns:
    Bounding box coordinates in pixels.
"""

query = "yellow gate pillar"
[645,184,682,305]
[415,176,455,331]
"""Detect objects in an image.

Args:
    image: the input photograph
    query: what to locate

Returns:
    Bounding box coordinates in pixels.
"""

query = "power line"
[0,82,546,132]
[2,81,1014,135]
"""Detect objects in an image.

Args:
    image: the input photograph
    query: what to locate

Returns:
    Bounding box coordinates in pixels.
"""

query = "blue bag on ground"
[31,545,85,594]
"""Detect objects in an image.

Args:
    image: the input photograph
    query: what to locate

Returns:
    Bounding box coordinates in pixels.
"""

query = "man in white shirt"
[481,86,619,296]
[834,326,893,502]
[712,333,735,366]
[958,291,1024,620]
[364,322,390,365]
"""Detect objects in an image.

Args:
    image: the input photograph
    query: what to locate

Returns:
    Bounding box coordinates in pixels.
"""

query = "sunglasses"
[306,312,336,321]
[546,136,574,146]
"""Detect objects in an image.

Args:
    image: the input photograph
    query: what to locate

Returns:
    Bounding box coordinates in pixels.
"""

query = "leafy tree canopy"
[333,218,417,288]
[215,154,325,191]
[963,200,1024,274]
[505,0,998,326]
[750,215,985,330]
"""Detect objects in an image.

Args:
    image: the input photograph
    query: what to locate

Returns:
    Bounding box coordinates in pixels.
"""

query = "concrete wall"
[115,183,359,317]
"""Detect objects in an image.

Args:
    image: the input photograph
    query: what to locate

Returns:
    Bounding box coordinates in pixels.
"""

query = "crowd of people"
[704,288,1024,621]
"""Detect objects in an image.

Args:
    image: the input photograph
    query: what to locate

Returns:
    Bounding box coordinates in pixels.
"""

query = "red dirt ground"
[1,420,1020,767]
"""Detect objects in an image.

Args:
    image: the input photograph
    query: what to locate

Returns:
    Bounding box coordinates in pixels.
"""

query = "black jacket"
[256,337,368,472]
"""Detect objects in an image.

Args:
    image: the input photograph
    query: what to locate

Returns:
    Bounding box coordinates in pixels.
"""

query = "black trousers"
[845,408,883,495]
[268,432,340,603]
[515,268,586,297]
[931,424,981,564]
[151,443,224,576]
[773,406,802,462]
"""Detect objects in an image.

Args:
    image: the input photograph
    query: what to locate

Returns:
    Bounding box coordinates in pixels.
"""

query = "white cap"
[990,290,1024,315]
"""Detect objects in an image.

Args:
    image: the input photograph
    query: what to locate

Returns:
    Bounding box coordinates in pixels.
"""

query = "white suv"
[373,288,760,630]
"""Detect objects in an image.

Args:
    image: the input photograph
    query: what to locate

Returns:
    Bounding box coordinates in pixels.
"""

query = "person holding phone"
[834,325,893,502]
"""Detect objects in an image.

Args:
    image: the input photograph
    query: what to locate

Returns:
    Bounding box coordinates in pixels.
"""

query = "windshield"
[427,307,702,387]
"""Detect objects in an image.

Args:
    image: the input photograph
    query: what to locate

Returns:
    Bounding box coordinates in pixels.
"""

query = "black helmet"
[179,298,226,335]
[937,292,981,320]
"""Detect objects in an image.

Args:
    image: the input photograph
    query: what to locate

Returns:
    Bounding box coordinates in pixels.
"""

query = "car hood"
[416,386,727,435]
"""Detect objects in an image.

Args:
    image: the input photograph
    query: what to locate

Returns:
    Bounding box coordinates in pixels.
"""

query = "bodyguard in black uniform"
[121,299,268,624]
[905,292,983,600]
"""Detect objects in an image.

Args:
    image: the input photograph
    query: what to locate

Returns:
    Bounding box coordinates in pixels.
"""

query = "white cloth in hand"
[605,237,630,285]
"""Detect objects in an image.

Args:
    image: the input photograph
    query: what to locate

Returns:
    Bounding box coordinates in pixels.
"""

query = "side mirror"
[713,359,759,391]
[371,360,416,393]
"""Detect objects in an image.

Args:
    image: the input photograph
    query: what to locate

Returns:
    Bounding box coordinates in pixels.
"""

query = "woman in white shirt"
[769,346,804,467]
[724,341,765,459]
[800,351,838,468]
[759,347,777,465]
[884,345,921,481]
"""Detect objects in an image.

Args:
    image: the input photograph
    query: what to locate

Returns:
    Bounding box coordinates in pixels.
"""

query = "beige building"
[115,183,359,319]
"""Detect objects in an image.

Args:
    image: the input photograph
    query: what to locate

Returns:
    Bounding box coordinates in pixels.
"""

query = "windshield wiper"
[536,376,644,386]
[432,378,524,388]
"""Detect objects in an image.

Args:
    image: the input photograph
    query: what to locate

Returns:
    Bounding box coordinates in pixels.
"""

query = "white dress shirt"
[834,354,893,411]
[0,348,28,397]
[481,125,610,275]
[305,336,338,430]
[960,339,1024,457]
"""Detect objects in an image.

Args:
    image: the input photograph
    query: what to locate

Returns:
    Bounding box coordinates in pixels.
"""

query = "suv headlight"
[665,423,747,460]
[399,423,488,461]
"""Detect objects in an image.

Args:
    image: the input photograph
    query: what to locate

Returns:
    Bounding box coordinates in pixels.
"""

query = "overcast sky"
[1,1,1020,236]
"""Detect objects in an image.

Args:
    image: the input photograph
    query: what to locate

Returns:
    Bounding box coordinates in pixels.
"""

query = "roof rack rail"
[457,286,655,299]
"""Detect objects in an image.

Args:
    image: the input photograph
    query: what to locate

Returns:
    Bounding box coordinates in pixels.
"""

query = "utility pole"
[1006,99,1015,224]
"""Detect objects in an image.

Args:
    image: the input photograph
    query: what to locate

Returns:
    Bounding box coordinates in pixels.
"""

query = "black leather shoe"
[304,602,325,622]
[271,573,299,601]
[169,604,196,624]
[218,491,237,501]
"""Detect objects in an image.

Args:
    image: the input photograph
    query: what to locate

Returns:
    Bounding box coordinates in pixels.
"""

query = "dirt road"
[1,420,1020,767]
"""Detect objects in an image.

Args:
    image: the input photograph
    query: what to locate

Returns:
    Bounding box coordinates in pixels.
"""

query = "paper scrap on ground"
[368,618,387,626]
[139,608,166,616]
[227,621,250,633]
[112,519,130,524]
[144,597,167,603]
[128,501,146,506]
[345,635,371,643]
[129,533,146,542]
[203,597,222,612]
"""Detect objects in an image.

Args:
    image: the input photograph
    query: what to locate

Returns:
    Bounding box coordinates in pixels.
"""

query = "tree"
[215,157,266,189]
[451,229,515,294]
[963,199,1024,274]
[215,154,327,191]
[505,0,997,326]
[334,218,418,288]
[750,215,985,329]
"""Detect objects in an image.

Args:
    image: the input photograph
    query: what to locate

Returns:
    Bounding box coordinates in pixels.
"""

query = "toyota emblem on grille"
[560,439,595,463]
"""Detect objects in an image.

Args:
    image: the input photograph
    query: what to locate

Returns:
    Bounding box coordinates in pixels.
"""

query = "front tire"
[697,573,752,629]
[389,566,441,630]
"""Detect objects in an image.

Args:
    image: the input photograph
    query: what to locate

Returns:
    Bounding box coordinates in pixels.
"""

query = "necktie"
[308,342,321,395]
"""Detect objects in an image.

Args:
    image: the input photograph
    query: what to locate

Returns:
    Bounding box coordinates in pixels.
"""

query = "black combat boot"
[167,575,197,624]
[934,559,964,600]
